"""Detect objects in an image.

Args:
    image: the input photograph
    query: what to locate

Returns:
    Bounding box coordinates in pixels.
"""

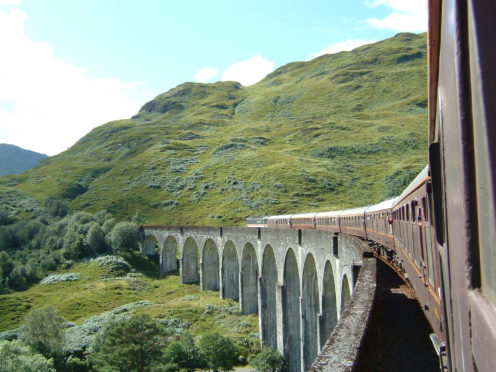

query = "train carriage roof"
[393,166,429,207]
[267,215,292,221]
[290,212,317,219]
[339,206,368,216]
[366,197,399,213]
[315,210,341,218]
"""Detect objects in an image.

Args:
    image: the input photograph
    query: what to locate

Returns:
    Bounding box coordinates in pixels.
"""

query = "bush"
[199,333,237,372]
[93,255,131,277]
[40,273,80,285]
[0,209,12,225]
[0,252,14,279]
[0,339,55,372]
[109,222,139,252]
[250,346,287,372]
[6,266,26,290]
[90,313,170,372]
[19,306,66,358]
[86,224,107,254]
[45,197,70,218]
[164,332,203,372]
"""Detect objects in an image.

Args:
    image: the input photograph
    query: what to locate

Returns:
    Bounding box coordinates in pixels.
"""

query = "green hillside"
[0,33,428,226]
[0,144,48,177]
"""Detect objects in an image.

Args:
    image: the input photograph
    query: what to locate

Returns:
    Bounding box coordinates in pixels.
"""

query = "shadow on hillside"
[120,251,160,278]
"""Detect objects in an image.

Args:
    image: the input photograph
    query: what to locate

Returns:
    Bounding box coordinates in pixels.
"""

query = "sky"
[0,0,427,156]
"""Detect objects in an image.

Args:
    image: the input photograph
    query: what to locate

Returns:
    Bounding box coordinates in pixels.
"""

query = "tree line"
[0,197,143,293]
[0,307,286,372]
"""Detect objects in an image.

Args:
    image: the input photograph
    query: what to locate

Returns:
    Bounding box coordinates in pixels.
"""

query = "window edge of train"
[339,206,369,235]
[366,197,399,233]
[267,214,293,229]
[315,210,341,230]
[291,212,317,229]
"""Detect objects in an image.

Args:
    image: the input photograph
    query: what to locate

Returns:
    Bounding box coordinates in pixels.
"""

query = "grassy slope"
[0,33,428,225]
[0,255,258,337]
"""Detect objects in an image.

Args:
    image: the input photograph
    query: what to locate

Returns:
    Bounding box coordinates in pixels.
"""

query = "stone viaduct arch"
[222,240,239,300]
[161,236,179,273]
[261,244,278,350]
[283,248,301,372]
[140,226,365,372]
[241,242,258,314]
[202,239,219,291]
[182,237,199,284]
[302,253,320,371]
[320,260,337,348]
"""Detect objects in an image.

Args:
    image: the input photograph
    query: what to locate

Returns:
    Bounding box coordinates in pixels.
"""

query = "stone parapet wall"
[310,254,377,372]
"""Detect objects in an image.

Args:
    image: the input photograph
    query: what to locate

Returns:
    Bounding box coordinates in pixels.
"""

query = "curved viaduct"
[141,226,370,372]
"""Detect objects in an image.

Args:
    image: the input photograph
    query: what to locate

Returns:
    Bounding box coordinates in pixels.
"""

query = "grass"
[0,32,428,226]
[0,255,258,340]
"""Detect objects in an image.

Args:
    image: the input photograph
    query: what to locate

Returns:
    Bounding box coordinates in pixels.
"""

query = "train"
[247,0,496,370]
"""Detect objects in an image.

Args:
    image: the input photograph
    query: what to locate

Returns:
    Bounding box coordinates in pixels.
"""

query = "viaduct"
[140,225,377,372]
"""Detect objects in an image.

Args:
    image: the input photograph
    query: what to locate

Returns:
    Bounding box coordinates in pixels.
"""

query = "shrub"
[0,252,14,279]
[45,197,70,218]
[164,332,203,372]
[90,313,170,372]
[6,266,26,290]
[19,306,66,358]
[0,339,55,372]
[102,218,116,234]
[86,224,107,254]
[198,333,237,372]
[109,222,139,252]
[40,273,80,285]
[250,346,287,372]
[93,255,131,277]
[0,209,12,225]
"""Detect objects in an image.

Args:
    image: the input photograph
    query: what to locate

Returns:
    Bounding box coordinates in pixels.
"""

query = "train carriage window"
[422,197,428,223]
[406,205,410,221]
[411,201,416,222]
[425,226,434,284]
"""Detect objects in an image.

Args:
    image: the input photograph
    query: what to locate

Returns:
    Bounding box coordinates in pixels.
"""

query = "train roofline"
[393,165,429,206]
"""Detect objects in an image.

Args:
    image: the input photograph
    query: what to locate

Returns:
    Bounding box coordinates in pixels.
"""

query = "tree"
[164,332,203,372]
[45,197,70,218]
[19,306,66,358]
[0,209,11,225]
[0,252,14,279]
[6,266,26,290]
[109,222,139,252]
[0,339,55,372]
[198,333,237,372]
[86,223,108,253]
[250,346,287,372]
[90,313,170,372]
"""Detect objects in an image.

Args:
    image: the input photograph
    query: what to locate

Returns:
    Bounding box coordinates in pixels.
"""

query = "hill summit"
[0,33,428,225]
[0,144,48,177]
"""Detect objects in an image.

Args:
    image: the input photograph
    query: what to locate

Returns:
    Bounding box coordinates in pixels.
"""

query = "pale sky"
[0,0,427,156]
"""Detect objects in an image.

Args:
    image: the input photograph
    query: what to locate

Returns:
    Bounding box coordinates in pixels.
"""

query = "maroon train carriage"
[364,197,398,249]
[315,210,341,233]
[267,215,292,229]
[338,206,367,238]
[427,0,496,370]
[391,167,445,348]
[290,212,317,230]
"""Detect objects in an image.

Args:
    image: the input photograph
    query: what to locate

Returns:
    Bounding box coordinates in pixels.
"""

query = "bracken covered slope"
[0,33,428,225]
